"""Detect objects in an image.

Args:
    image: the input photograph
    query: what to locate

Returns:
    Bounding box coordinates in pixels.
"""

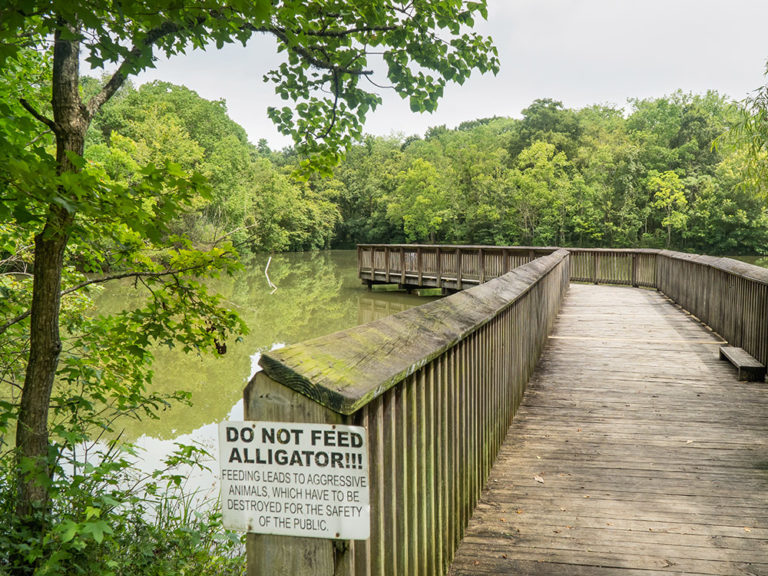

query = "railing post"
[631,254,638,287]
[436,246,442,288]
[417,248,423,286]
[400,247,406,285]
[479,248,485,284]
[593,253,600,284]
[457,248,463,290]
[357,246,363,279]
[385,246,391,283]
[243,373,354,576]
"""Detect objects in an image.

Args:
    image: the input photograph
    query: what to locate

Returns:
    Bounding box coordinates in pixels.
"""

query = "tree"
[0,0,498,553]
[731,60,768,198]
[510,141,574,245]
[387,158,450,243]
[647,170,687,248]
[509,98,582,159]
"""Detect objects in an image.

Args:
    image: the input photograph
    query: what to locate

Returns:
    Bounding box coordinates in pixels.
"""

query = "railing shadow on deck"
[243,244,767,576]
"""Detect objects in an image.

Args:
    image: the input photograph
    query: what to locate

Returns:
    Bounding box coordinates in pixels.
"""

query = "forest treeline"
[88,80,768,255]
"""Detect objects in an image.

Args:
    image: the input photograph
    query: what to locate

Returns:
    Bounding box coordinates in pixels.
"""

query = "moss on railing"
[259,250,570,415]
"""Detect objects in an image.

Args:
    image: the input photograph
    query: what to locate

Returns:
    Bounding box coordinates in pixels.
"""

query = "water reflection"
[91,250,436,442]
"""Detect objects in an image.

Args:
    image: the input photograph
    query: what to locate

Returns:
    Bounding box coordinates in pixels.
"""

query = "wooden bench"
[719,346,766,382]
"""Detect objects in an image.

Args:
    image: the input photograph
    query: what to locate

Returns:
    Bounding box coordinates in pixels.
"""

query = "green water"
[90,250,433,481]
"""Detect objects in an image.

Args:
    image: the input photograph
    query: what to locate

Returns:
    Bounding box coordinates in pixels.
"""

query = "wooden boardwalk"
[449,284,768,575]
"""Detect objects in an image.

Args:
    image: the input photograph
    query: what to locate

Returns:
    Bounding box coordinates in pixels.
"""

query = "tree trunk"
[15,210,72,517]
[15,24,86,519]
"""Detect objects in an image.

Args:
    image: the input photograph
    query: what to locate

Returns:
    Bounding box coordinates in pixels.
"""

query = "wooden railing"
[245,249,571,575]
[567,248,658,287]
[358,245,660,289]
[243,244,767,575]
[657,251,768,369]
[359,244,767,368]
[357,244,556,290]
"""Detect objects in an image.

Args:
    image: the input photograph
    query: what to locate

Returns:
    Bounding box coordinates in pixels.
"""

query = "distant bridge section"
[357,244,659,291]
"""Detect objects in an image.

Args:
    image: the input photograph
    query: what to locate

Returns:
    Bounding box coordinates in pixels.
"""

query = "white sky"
[134,0,768,149]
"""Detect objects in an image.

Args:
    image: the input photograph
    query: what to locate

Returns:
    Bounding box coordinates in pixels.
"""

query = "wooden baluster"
[400,247,406,286]
[436,247,442,289]
[457,249,463,290]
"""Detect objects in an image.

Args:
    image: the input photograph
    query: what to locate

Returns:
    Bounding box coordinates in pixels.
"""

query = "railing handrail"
[359,244,768,287]
[359,244,661,254]
[357,243,559,251]
[258,248,571,415]
[659,250,768,286]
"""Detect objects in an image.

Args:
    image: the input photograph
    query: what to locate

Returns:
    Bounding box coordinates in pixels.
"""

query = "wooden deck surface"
[449,284,768,576]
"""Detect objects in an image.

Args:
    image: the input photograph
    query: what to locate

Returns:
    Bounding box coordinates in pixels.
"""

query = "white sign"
[218,421,370,540]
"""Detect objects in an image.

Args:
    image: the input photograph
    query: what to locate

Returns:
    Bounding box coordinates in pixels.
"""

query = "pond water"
[91,250,435,499]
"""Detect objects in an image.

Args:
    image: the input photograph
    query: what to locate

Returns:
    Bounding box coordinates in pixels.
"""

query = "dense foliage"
[81,85,768,256]
[321,93,768,254]
[86,79,341,252]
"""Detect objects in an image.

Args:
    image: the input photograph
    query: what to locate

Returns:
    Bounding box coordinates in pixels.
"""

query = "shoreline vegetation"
[86,81,768,257]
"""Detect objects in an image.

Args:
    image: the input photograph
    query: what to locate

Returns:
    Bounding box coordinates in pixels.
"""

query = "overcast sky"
[134,0,768,148]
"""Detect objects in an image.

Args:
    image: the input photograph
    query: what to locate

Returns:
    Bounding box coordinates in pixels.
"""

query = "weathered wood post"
[456,248,463,290]
[242,373,356,576]
[631,253,638,287]
[400,247,406,285]
[417,247,423,286]
[436,246,442,288]
[593,252,600,284]
[384,246,391,283]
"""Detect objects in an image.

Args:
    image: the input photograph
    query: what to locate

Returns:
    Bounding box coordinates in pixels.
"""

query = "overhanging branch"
[0,257,236,337]
[265,26,373,75]
[19,98,58,133]
[85,20,201,118]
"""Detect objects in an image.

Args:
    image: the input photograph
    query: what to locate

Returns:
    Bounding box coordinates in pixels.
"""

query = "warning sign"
[218,421,370,540]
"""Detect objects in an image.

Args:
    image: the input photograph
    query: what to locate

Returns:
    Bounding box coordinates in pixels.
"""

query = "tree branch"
[58,260,234,297]
[19,98,58,133]
[318,70,341,139]
[0,309,31,336]
[212,223,261,246]
[303,25,397,38]
[85,20,202,118]
[364,75,396,91]
[266,26,374,75]
[0,258,236,337]
[85,14,388,120]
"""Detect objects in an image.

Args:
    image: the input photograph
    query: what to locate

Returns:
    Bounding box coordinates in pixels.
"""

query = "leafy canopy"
[1,0,498,174]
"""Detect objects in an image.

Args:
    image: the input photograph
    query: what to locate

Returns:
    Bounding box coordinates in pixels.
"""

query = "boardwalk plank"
[449,284,768,576]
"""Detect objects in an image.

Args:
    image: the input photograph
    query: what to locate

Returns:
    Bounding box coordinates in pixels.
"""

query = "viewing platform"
[244,245,767,576]
[449,283,768,574]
